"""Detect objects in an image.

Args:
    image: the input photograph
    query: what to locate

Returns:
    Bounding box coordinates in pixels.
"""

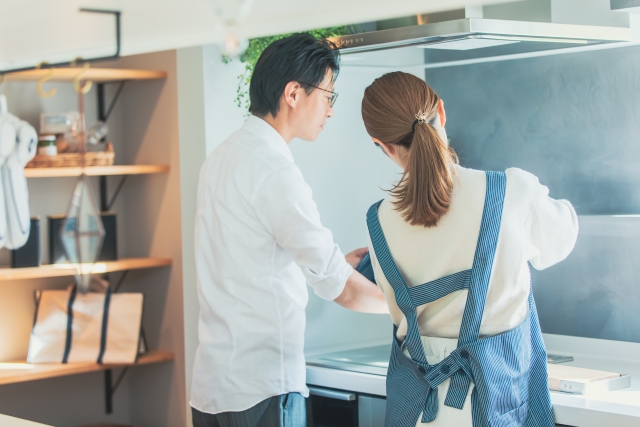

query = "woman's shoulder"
[457,166,541,192]
[504,167,542,195]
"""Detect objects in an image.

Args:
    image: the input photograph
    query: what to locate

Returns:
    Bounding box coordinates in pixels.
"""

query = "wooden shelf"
[25,164,170,178]
[3,68,167,83]
[0,257,172,281]
[0,351,174,386]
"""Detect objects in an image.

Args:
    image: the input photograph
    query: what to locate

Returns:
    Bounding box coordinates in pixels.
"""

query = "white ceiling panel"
[0,0,514,71]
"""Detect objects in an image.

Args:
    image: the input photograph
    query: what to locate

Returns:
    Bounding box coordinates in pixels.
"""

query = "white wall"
[294,50,428,352]
[196,46,432,353]
[202,45,247,155]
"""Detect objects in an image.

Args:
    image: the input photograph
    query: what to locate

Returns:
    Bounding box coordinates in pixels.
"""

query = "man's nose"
[327,106,334,118]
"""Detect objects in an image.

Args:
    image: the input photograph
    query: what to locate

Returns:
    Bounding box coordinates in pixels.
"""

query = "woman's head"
[361,71,458,228]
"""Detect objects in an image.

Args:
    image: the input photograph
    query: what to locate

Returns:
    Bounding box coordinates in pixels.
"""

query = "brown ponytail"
[361,72,458,227]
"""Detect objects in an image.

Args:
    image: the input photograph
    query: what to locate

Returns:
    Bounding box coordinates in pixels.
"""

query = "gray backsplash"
[424,44,640,343]
[532,215,640,343]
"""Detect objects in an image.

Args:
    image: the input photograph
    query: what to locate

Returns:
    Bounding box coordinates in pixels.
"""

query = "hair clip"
[415,110,429,124]
[412,110,430,132]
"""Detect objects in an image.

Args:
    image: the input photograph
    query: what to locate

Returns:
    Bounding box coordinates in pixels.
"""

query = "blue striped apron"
[367,171,555,427]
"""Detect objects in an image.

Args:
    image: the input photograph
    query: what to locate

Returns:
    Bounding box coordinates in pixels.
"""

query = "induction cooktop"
[306,345,391,376]
[306,344,572,376]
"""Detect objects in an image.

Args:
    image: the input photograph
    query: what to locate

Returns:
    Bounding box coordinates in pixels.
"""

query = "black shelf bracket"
[104,367,129,414]
[97,80,127,211]
[102,269,131,414]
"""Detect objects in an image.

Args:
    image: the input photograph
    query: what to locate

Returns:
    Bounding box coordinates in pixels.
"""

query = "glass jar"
[38,135,57,156]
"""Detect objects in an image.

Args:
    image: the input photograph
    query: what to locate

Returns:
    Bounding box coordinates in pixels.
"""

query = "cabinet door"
[358,396,385,427]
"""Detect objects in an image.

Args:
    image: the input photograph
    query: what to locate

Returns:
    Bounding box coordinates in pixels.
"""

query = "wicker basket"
[26,142,115,168]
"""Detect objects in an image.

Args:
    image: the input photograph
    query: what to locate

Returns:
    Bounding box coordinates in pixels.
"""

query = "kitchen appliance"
[330,17,632,68]
[307,346,389,427]
[307,385,385,427]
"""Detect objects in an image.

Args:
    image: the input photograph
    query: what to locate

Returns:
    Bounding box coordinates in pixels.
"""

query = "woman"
[361,72,578,427]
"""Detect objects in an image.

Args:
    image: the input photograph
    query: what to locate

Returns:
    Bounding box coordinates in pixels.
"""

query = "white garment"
[191,116,352,414]
[368,166,579,342]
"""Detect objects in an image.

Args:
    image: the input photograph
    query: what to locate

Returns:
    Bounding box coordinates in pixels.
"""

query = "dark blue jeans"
[192,393,306,427]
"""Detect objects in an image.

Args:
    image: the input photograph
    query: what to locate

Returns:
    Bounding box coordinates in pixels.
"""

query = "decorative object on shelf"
[27,282,145,364]
[86,121,108,145]
[40,111,80,135]
[60,75,106,293]
[0,94,38,250]
[50,212,117,264]
[223,26,356,111]
[10,217,41,268]
[26,142,115,168]
[37,135,57,156]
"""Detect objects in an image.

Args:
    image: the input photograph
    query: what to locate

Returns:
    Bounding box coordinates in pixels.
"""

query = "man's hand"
[345,247,369,269]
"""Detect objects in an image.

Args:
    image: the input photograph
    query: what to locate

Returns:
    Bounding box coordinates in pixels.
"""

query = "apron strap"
[409,269,471,306]
[443,171,507,409]
[367,201,428,365]
[457,171,507,346]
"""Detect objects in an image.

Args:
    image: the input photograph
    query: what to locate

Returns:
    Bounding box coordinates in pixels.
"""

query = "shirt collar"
[242,115,294,163]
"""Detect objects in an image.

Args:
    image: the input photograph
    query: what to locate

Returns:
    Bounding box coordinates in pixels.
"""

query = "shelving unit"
[1,67,176,418]
[3,68,167,83]
[25,164,170,178]
[0,351,174,386]
[0,258,172,281]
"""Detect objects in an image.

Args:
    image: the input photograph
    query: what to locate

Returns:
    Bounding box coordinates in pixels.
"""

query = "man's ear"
[283,81,301,109]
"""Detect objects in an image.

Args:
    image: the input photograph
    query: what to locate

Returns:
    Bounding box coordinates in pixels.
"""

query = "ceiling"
[0,0,514,72]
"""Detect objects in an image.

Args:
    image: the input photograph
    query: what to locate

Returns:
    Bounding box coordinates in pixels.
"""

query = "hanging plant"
[224,26,357,112]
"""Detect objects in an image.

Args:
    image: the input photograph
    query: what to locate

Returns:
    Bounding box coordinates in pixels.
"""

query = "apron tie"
[420,351,474,420]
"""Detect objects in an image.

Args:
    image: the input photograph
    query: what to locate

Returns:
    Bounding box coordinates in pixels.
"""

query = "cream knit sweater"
[367,166,579,341]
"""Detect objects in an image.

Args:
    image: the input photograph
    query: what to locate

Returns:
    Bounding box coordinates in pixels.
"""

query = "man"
[191,33,387,427]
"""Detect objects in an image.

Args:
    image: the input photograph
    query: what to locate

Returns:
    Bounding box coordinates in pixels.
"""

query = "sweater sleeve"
[515,170,579,271]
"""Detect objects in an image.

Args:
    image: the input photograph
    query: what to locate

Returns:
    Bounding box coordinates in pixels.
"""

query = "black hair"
[249,33,340,118]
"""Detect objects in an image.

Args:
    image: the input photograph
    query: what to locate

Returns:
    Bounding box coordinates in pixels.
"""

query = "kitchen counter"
[306,334,640,427]
[0,414,52,427]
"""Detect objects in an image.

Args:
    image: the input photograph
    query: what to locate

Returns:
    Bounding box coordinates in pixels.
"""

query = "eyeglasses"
[301,82,339,107]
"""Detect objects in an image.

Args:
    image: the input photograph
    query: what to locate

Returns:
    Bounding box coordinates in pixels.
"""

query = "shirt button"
[441,364,451,374]
[418,366,427,374]
[460,350,469,359]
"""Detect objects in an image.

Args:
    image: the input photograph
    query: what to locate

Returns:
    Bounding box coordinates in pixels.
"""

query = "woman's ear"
[372,138,395,158]
[438,99,446,127]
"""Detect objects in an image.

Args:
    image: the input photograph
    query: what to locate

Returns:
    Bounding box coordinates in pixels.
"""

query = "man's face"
[293,71,335,141]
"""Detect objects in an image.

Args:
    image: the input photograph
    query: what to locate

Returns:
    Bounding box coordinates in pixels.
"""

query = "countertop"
[306,334,640,427]
[0,414,52,427]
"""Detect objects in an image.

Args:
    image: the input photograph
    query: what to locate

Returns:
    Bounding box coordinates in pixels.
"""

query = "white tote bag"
[27,285,144,364]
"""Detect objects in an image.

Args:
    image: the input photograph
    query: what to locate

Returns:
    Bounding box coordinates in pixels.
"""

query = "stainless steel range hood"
[330,18,632,66]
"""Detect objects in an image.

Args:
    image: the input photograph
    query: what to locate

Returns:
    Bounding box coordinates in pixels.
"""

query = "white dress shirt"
[191,116,353,414]
[368,166,579,342]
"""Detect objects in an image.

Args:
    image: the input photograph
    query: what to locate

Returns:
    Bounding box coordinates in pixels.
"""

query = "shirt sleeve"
[253,165,352,301]
[523,174,580,271]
